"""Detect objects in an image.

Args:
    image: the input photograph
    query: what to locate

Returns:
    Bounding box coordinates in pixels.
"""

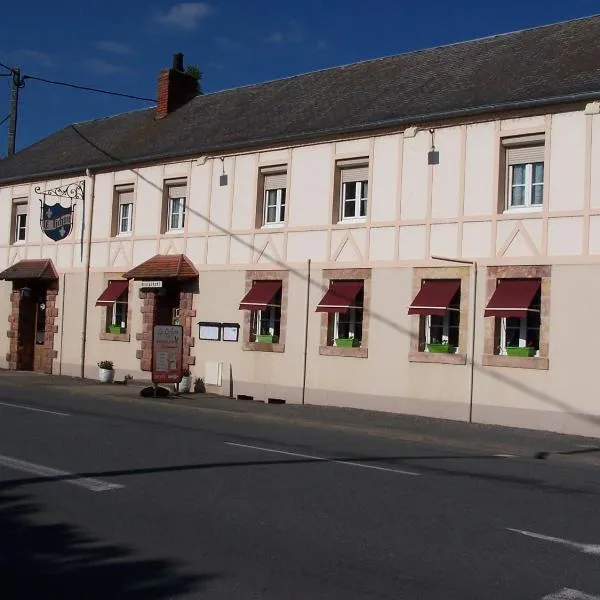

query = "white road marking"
[542,589,600,599]
[224,441,420,476]
[507,528,600,555]
[494,454,516,458]
[0,454,123,492]
[0,401,70,417]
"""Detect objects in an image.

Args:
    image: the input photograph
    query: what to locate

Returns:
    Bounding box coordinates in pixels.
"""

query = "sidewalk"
[1,369,600,466]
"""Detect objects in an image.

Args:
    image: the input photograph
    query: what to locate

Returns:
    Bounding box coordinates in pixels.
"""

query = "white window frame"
[253,308,277,336]
[340,180,368,222]
[14,210,27,242]
[498,316,540,356]
[508,162,544,209]
[118,202,133,235]
[106,287,128,334]
[425,314,450,345]
[168,195,186,231]
[333,308,360,341]
[263,188,286,226]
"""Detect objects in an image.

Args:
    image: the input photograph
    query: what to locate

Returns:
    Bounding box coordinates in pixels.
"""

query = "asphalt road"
[1,382,600,599]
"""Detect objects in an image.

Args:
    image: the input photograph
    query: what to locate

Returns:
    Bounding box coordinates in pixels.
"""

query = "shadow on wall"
[0,491,213,598]
[68,125,600,432]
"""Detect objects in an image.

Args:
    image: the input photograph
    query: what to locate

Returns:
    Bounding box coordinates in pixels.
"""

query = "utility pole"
[7,67,22,156]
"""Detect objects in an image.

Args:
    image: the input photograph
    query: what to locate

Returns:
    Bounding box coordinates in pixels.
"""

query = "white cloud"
[83,58,132,76]
[215,36,241,50]
[156,2,213,31]
[265,21,303,45]
[95,41,132,55]
[8,49,54,67]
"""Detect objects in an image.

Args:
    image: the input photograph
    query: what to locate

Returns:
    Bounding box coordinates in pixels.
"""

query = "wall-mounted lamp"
[219,157,228,186]
[20,286,32,299]
[427,129,439,165]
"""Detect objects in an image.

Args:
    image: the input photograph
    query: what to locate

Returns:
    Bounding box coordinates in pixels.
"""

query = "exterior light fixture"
[427,129,439,165]
[219,157,228,186]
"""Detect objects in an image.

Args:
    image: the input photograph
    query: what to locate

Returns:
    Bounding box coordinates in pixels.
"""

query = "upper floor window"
[337,159,369,222]
[503,135,545,211]
[262,170,287,226]
[166,180,187,232]
[11,200,27,243]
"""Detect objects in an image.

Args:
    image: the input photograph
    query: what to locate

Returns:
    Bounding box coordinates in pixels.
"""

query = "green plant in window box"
[426,340,457,354]
[109,325,123,334]
[506,346,536,357]
[335,338,360,348]
[256,334,279,344]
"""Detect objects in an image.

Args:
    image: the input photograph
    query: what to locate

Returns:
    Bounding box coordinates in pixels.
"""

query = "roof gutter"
[1,89,599,186]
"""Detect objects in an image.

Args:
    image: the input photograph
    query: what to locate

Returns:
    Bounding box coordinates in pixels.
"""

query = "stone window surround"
[98,274,132,342]
[483,265,551,370]
[319,268,371,359]
[242,269,288,353]
[409,266,470,366]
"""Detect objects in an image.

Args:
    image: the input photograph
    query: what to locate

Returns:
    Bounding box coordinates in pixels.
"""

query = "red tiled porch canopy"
[95,280,129,306]
[239,280,282,311]
[0,259,58,281]
[316,280,364,314]
[123,254,198,280]
[484,278,541,318]
[408,279,460,316]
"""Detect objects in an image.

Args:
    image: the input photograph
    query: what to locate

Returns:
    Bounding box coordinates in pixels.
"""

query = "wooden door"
[17,294,35,371]
[33,296,47,372]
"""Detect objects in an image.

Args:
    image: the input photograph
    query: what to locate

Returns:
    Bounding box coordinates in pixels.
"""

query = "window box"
[256,334,279,344]
[506,346,536,357]
[335,337,360,348]
[109,325,125,335]
[426,343,456,354]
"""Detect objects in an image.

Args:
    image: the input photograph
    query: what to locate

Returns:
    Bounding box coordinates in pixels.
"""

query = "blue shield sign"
[40,202,74,241]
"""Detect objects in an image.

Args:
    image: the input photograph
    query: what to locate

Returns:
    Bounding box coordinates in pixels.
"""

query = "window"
[316,280,365,347]
[12,202,27,243]
[262,170,286,226]
[166,182,187,231]
[112,185,134,237]
[335,160,369,222]
[333,296,363,346]
[251,288,282,342]
[106,291,129,334]
[503,135,545,210]
[495,287,541,357]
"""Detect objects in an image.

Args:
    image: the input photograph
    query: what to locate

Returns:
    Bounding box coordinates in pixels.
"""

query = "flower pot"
[335,338,360,348]
[98,368,115,383]
[506,346,536,357]
[256,334,279,344]
[109,325,122,334]
[179,376,191,393]
[427,343,456,354]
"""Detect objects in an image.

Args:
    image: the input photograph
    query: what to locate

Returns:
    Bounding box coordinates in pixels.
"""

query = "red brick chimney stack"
[156,52,199,119]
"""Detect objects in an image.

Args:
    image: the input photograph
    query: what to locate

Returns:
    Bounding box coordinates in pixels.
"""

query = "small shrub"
[97,360,114,370]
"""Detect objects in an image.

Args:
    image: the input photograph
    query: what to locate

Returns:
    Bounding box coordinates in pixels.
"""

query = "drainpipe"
[80,168,96,378]
[431,255,478,423]
[301,258,311,405]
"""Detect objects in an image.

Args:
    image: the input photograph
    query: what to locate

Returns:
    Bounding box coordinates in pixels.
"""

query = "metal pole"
[301,259,311,405]
[430,255,478,423]
[7,67,21,156]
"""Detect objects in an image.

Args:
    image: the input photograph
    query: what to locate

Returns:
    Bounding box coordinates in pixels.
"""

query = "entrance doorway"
[155,283,182,326]
[17,284,49,372]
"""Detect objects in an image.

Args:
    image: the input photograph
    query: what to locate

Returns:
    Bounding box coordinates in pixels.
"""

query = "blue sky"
[1,0,599,152]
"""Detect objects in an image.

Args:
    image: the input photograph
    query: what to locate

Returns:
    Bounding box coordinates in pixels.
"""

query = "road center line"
[0,401,70,417]
[0,454,123,492]
[224,441,420,476]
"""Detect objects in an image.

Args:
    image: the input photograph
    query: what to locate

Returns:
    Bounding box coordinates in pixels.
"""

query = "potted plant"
[506,346,536,357]
[97,360,115,383]
[426,340,456,353]
[109,325,122,335]
[335,338,360,348]
[256,334,279,343]
[179,368,192,393]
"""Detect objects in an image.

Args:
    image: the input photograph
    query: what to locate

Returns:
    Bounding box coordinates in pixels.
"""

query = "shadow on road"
[0,491,213,598]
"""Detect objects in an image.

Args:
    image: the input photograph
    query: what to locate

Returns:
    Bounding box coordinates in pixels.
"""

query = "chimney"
[156,52,199,119]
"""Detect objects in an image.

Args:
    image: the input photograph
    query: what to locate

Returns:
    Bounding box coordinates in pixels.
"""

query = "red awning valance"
[96,280,129,307]
[408,279,460,316]
[316,280,364,314]
[484,279,541,318]
[239,280,282,311]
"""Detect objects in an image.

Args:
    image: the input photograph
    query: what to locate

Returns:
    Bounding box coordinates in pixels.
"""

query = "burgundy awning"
[316,281,364,314]
[408,279,461,316]
[95,280,129,307]
[484,279,541,318]
[239,280,282,311]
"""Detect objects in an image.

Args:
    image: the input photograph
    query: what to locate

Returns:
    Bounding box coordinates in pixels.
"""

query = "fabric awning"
[123,254,198,280]
[0,259,58,281]
[239,280,282,311]
[95,280,129,307]
[316,281,364,314]
[484,279,541,318]
[408,279,461,316]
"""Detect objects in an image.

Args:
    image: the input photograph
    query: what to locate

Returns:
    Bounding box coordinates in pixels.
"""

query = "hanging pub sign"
[36,181,84,242]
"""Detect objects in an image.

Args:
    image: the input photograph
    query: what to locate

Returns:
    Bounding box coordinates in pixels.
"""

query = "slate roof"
[1,14,600,185]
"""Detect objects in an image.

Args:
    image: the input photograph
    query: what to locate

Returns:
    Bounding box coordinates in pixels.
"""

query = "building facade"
[2,17,600,437]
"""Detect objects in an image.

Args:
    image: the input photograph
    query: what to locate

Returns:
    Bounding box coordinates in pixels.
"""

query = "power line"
[0,114,9,127]
[22,74,154,102]
[0,61,15,74]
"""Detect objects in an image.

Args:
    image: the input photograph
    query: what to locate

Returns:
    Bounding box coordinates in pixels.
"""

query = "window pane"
[532,162,544,184]
[512,164,526,185]
[359,198,367,217]
[266,206,277,223]
[531,183,544,205]
[344,199,356,219]
[343,182,357,200]
[511,185,525,206]
[16,214,26,241]
[360,181,368,199]
[266,189,277,208]
[429,315,444,343]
